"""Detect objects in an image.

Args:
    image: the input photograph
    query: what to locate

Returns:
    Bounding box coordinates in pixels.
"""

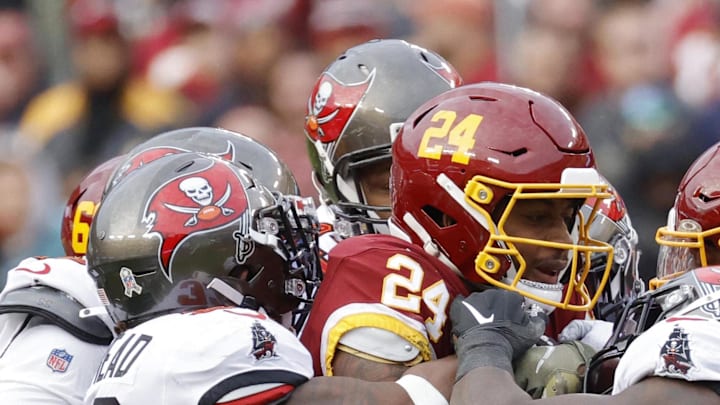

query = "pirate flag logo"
[112,142,236,190]
[660,324,694,375]
[142,159,251,281]
[304,71,374,143]
[250,320,277,361]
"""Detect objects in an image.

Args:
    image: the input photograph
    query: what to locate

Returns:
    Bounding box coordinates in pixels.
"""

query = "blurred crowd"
[0,0,719,283]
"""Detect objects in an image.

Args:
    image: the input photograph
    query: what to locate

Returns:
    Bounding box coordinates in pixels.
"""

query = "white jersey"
[613,316,720,394]
[84,306,313,405]
[0,256,114,405]
[316,203,343,266]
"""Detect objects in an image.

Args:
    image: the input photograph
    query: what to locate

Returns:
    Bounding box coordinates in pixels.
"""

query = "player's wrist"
[395,374,448,405]
[455,327,513,382]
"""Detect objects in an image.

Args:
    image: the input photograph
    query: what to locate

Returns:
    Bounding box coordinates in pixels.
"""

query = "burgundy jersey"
[300,234,470,376]
[546,287,589,340]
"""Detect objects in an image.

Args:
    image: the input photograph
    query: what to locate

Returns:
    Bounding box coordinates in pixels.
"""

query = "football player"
[449,267,720,404]
[449,142,720,404]
[511,185,643,399]
[654,141,720,288]
[83,152,323,404]
[303,39,462,268]
[0,156,122,404]
[299,82,615,402]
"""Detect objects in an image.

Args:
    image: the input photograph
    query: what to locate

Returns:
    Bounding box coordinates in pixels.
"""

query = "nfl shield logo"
[47,349,73,373]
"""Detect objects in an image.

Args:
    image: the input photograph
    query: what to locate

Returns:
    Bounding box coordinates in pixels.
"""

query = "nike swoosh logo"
[15,263,51,274]
[462,301,494,324]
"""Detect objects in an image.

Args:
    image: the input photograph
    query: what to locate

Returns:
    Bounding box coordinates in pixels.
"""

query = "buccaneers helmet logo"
[112,142,236,189]
[305,71,373,143]
[142,160,250,281]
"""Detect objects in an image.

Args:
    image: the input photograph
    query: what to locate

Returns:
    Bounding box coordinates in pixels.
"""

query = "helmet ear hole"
[421,205,456,228]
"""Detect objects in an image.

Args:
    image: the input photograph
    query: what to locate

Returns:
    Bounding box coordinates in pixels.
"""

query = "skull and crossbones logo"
[164,177,234,226]
[306,81,339,138]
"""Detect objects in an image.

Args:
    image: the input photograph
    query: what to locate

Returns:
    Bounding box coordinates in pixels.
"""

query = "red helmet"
[61,155,126,257]
[390,82,612,312]
[655,142,720,288]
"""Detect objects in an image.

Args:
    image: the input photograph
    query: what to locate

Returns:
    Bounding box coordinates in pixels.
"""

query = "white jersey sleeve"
[0,320,109,405]
[613,316,720,394]
[84,306,313,405]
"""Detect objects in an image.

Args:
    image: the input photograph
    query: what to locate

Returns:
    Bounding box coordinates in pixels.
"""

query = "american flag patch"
[47,348,73,373]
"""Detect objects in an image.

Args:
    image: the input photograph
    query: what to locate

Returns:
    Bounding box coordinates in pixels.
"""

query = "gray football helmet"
[304,39,462,233]
[107,126,299,196]
[88,152,320,330]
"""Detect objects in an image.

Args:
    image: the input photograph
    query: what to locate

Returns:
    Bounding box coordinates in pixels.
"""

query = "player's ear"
[441,213,456,227]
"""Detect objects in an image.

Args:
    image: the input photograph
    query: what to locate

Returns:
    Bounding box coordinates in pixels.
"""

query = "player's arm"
[452,369,720,405]
[449,291,720,405]
[332,350,409,381]
[287,376,410,405]
[288,355,457,404]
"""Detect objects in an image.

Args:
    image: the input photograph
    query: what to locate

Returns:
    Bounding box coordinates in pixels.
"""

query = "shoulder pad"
[339,327,421,363]
[0,286,113,345]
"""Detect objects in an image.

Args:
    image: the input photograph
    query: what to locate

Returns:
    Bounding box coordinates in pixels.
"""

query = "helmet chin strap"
[208,278,295,329]
[207,278,264,314]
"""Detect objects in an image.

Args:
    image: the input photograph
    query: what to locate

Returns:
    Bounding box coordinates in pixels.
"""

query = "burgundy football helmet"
[390,82,613,312]
[88,152,320,330]
[655,142,720,289]
[305,39,462,233]
[61,154,126,257]
[582,184,643,322]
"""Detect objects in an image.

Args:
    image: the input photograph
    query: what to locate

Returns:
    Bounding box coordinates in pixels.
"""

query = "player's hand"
[450,289,548,381]
[558,319,613,351]
[450,289,547,359]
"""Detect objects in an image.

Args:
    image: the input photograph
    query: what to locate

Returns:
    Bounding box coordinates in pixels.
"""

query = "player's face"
[502,198,578,284]
[358,160,391,219]
[706,242,720,267]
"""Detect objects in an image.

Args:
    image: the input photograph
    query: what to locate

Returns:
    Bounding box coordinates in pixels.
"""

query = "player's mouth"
[525,260,568,284]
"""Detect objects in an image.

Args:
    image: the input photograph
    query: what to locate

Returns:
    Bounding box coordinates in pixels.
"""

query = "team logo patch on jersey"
[142,159,251,281]
[660,324,694,375]
[47,349,73,373]
[250,321,277,361]
[112,142,236,189]
[305,71,373,143]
